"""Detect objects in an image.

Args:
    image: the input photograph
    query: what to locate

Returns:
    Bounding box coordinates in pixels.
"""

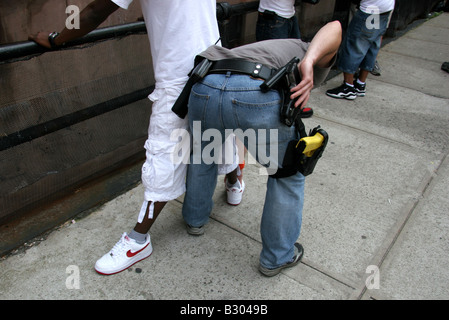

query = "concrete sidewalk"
[1,13,448,301]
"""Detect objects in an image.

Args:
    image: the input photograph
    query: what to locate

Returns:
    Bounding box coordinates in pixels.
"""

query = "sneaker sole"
[186,225,204,236]
[259,244,304,277]
[326,92,357,100]
[95,245,153,275]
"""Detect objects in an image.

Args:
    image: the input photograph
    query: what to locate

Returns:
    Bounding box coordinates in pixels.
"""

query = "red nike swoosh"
[126,243,150,258]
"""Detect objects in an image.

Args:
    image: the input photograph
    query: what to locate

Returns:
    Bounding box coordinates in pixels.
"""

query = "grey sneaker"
[258,243,304,277]
[371,61,381,76]
[186,224,204,236]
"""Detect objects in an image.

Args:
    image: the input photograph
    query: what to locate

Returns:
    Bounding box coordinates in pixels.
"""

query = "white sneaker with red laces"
[95,233,152,275]
[226,178,245,206]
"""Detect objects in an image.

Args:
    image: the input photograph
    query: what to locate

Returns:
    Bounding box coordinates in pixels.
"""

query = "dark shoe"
[326,83,357,100]
[258,243,304,277]
[186,224,204,236]
[442,62,449,73]
[300,106,313,118]
[370,60,381,76]
[354,81,366,97]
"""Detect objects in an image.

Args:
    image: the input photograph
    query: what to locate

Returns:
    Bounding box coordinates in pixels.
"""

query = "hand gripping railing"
[0,1,260,63]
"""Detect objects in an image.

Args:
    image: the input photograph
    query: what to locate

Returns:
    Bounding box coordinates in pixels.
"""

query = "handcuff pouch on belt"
[260,56,302,127]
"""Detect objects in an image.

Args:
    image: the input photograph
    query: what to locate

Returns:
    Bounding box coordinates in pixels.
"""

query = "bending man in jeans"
[181,21,342,276]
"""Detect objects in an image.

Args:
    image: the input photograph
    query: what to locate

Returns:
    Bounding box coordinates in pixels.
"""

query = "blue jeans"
[337,9,391,74]
[182,73,305,269]
[256,12,301,41]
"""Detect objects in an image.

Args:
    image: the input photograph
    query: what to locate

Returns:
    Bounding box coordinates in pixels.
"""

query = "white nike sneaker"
[226,178,245,206]
[95,232,153,275]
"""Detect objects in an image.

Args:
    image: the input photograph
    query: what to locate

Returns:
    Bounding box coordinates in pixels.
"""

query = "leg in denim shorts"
[337,9,391,74]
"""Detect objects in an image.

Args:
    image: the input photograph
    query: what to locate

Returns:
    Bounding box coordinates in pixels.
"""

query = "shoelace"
[110,234,129,257]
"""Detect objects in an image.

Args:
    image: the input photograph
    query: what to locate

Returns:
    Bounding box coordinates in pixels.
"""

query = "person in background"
[256,0,313,118]
[326,0,395,100]
[349,0,392,76]
[256,0,301,41]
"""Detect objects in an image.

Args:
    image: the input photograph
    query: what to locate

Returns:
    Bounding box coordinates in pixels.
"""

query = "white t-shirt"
[111,0,220,88]
[360,0,395,14]
[258,0,296,19]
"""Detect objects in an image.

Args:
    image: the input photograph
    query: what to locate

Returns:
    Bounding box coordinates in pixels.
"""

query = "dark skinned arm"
[28,0,120,48]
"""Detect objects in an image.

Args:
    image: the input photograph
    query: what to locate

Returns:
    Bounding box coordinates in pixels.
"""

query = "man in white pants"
[29,0,244,275]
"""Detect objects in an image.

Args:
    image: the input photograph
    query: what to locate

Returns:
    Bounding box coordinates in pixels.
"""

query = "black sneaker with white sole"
[326,83,357,100]
[354,81,366,96]
[258,243,304,277]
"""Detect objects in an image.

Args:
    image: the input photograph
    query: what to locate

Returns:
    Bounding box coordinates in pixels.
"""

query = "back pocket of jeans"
[232,96,280,128]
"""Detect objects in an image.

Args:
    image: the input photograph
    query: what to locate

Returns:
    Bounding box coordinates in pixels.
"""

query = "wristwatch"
[48,32,60,49]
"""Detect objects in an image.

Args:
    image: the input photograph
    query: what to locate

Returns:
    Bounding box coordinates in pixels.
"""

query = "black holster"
[260,57,329,179]
[271,125,328,179]
[171,58,213,119]
[260,56,302,127]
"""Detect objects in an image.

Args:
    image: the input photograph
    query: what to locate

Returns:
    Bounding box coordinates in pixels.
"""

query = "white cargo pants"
[138,87,239,222]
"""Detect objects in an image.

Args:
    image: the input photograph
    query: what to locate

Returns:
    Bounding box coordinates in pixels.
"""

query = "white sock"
[128,230,147,244]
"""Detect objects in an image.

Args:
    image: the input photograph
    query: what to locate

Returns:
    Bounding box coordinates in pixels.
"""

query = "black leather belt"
[172,58,275,119]
[208,59,275,80]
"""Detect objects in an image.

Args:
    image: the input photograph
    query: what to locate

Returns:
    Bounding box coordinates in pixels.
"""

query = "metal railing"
[0,1,259,63]
[0,1,261,151]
